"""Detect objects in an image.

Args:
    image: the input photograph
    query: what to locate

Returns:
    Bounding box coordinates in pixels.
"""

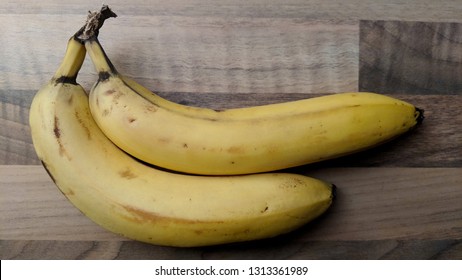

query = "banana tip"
[415,107,425,125]
[331,184,337,201]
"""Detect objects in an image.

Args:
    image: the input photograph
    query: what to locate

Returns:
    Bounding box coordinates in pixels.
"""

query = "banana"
[30,32,335,246]
[83,25,423,175]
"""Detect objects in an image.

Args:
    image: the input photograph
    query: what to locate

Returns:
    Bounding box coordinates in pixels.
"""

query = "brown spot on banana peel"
[53,116,61,138]
[112,92,123,103]
[118,168,137,179]
[279,177,306,189]
[67,94,74,105]
[75,111,92,140]
[145,104,157,113]
[227,146,245,154]
[158,137,171,144]
[120,204,226,225]
[53,116,71,160]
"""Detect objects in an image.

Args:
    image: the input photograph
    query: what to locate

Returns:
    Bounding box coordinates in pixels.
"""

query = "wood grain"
[1,0,462,260]
[2,166,461,241]
[0,15,359,93]
[1,240,461,260]
[2,0,462,22]
[360,21,462,94]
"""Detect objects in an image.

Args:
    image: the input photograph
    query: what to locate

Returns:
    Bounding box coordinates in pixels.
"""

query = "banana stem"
[85,37,118,77]
[52,37,86,83]
[77,5,118,78]
[52,5,117,83]
[78,5,117,41]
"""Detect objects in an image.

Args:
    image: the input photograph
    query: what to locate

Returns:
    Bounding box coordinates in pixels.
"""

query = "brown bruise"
[145,104,158,113]
[227,146,245,154]
[105,89,116,95]
[120,204,226,226]
[53,116,61,138]
[53,116,71,160]
[67,94,74,105]
[75,111,92,140]
[118,168,137,179]
[157,137,171,144]
[279,177,304,189]
[261,205,269,213]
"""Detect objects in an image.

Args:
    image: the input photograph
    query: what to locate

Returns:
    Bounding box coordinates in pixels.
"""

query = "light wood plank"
[1,166,461,241]
[0,15,359,93]
[2,0,462,22]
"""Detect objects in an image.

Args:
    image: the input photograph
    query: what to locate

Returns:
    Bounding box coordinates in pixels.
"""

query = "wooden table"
[1,0,461,259]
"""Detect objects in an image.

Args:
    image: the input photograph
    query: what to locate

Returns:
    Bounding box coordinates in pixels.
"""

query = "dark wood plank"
[359,21,462,94]
[0,90,38,165]
[1,240,461,260]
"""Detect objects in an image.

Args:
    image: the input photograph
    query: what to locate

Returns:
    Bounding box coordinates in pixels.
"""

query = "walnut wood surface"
[0,0,461,259]
[360,21,462,94]
[1,166,461,259]
[2,240,461,260]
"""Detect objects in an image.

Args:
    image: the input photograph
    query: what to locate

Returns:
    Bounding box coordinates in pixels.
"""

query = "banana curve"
[30,35,335,247]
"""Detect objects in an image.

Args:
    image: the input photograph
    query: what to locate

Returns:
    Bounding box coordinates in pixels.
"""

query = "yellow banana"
[84,36,423,175]
[30,33,335,247]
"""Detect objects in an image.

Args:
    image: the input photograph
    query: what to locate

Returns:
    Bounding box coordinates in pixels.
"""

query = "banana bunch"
[29,6,422,247]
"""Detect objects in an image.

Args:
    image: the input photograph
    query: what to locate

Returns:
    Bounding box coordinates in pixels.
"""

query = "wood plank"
[1,166,461,242]
[0,89,39,165]
[0,15,359,93]
[1,240,461,260]
[2,0,462,22]
[360,21,462,94]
